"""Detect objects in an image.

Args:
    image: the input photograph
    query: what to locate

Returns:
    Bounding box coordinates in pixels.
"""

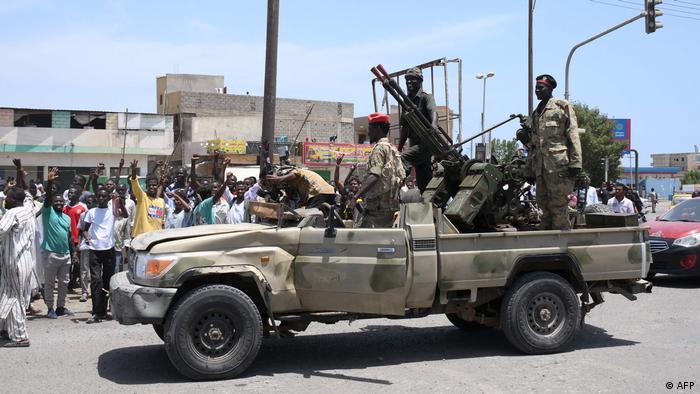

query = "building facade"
[651,151,700,173]
[157,74,354,169]
[353,104,454,146]
[0,107,173,186]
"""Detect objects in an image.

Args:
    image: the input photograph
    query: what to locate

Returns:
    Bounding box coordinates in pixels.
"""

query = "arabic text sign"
[302,142,374,166]
[206,139,247,154]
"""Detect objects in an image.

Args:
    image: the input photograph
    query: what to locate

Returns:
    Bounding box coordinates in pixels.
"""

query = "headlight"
[673,233,700,248]
[133,253,179,280]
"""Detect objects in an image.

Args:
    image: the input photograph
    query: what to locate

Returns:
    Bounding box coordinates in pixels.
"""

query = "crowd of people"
[0,113,414,347]
[0,153,295,346]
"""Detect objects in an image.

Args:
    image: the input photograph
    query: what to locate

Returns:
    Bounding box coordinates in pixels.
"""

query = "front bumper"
[110,271,178,325]
[649,237,700,276]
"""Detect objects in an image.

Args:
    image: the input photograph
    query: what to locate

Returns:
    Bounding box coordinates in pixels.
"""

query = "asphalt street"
[2,201,696,393]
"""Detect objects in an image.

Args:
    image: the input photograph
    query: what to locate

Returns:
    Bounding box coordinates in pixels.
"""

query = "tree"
[682,170,700,185]
[491,138,520,163]
[573,103,626,187]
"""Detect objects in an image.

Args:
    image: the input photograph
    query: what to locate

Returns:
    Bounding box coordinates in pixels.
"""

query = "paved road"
[2,200,691,393]
[1,273,698,393]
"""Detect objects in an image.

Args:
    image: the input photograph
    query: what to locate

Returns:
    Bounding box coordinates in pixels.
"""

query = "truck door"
[294,227,408,316]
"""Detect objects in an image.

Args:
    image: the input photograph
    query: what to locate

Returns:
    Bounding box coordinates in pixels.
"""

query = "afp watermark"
[667,382,695,390]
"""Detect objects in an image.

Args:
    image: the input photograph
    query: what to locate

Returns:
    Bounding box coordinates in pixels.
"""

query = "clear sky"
[1,0,698,165]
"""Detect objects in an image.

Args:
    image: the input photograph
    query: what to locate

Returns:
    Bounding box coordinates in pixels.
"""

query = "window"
[70,112,106,129]
[14,110,51,127]
[160,94,163,105]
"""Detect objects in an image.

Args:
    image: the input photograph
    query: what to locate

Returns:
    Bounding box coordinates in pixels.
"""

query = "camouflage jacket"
[364,138,405,211]
[400,89,436,145]
[528,97,582,176]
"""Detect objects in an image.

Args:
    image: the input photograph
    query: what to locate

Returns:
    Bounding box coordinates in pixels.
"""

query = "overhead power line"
[589,0,639,12]
[589,0,700,21]
[662,3,700,14]
[672,0,700,7]
[617,0,700,15]
[664,1,700,11]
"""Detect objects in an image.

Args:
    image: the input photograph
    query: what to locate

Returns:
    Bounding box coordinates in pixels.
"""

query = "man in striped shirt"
[0,171,36,347]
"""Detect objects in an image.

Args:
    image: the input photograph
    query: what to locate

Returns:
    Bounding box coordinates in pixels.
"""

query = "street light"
[476,71,495,161]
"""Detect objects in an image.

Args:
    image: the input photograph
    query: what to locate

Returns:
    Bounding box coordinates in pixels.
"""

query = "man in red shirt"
[62,186,87,290]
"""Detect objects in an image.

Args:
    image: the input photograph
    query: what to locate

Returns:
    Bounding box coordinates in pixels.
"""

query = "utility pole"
[528,0,534,115]
[261,0,279,165]
[476,72,495,161]
[630,149,639,188]
[603,157,609,183]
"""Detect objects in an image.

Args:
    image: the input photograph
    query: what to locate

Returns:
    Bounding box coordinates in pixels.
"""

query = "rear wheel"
[501,272,580,354]
[164,284,263,380]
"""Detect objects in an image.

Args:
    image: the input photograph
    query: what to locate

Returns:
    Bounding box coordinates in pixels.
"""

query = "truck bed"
[437,226,650,291]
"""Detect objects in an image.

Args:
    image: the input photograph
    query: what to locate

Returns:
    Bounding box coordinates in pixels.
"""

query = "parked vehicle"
[644,197,700,278]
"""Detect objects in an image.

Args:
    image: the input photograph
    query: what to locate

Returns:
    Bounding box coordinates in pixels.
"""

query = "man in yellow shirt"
[129,160,165,237]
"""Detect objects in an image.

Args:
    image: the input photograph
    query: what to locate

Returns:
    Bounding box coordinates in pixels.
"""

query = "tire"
[445,313,491,331]
[153,324,165,341]
[164,284,263,381]
[501,272,581,354]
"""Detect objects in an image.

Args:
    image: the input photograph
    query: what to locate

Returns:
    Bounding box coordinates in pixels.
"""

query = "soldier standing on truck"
[398,67,437,193]
[353,113,405,228]
[527,74,582,230]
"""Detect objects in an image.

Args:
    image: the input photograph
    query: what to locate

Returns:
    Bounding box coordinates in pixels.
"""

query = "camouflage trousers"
[536,171,574,230]
[359,210,396,228]
[401,144,432,193]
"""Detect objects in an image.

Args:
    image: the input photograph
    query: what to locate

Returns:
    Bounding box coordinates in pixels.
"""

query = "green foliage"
[491,138,520,163]
[682,170,700,185]
[573,103,626,186]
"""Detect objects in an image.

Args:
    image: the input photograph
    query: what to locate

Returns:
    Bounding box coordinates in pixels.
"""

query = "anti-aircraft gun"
[371,64,537,232]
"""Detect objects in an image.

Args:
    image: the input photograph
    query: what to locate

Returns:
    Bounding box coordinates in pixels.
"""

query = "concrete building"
[0,107,173,186]
[621,166,682,181]
[156,74,354,168]
[651,151,700,173]
[353,105,455,146]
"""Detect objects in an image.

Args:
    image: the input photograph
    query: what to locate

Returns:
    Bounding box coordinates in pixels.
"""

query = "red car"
[643,197,700,278]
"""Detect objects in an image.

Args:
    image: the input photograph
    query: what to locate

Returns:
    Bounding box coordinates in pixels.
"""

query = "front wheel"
[501,272,581,354]
[164,284,263,380]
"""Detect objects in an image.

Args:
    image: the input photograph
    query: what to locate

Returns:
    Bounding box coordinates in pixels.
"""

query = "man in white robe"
[0,186,36,347]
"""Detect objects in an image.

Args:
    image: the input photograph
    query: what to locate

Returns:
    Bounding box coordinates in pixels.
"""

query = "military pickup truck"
[110,203,652,381]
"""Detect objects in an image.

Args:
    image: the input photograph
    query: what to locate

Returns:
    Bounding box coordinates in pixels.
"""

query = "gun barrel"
[372,64,456,159]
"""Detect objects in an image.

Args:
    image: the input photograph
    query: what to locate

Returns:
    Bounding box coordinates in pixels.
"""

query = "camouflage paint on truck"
[118,202,650,324]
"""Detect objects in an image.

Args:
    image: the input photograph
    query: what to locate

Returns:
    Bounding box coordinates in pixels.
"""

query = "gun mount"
[372,64,538,232]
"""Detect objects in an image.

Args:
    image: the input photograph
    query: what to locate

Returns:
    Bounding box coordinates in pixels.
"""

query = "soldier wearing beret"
[398,67,437,193]
[353,113,405,228]
[527,74,582,230]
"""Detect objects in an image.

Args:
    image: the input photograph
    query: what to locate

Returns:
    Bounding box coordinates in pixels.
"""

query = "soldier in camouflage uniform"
[353,113,405,228]
[398,67,437,193]
[527,74,582,230]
